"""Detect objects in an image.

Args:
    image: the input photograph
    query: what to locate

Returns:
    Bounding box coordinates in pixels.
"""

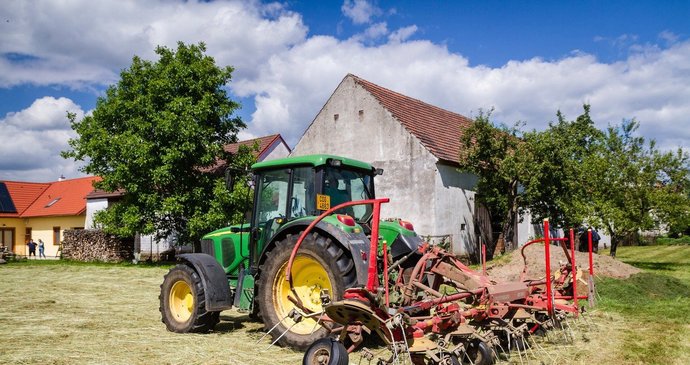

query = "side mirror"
[374,168,384,176]
[225,168,236,192]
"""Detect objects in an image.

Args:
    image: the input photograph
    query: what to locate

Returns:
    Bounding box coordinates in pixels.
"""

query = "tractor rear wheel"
[159,264,220,333]
[257,232,357,350]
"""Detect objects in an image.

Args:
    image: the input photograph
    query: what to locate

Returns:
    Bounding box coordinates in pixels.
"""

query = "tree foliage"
[63,42,247,244]
[460,105,690,258]
[585,120,690,256]
[458,110,527,255]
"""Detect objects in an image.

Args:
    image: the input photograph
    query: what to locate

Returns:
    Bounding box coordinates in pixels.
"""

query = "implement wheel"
[302,338,349,365]
[159,264,220,333]
[258,232,357,350]
[465,340,493,365]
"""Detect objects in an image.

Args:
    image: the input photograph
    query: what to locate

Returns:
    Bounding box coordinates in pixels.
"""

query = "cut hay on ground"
[0,263,303,365]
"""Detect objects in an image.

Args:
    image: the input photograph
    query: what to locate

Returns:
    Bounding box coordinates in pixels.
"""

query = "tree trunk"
[501,180,519,252]
[607,223,619,258]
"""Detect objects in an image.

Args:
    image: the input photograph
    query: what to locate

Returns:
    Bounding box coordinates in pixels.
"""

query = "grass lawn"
[595,245,690,365]
[1,245,688,364]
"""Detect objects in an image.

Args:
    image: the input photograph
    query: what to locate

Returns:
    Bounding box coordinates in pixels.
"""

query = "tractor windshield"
[322,167,374,222]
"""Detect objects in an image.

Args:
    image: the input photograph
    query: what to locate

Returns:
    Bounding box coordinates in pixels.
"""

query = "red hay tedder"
[285,199,598,365]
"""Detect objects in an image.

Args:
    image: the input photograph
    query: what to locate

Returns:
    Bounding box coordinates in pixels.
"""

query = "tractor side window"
[289,167,315,219]
[255,169,290,239]
[349,175,372,219]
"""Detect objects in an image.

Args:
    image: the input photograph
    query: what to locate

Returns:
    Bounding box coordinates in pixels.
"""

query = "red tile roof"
[23,176,101,217]
[223,134,289,160]
[0,176,100,218]
[0,181,49,217]
[208,134,290,173]
[350,74,473,165]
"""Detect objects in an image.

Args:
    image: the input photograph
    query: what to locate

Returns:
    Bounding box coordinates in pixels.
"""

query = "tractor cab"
[248,155,378,268]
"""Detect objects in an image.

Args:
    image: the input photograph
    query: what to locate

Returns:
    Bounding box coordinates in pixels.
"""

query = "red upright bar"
[570,228,578,317]
[481,238,487,276]
[366,202,382,292]
[544,219,554,318]
[588,229,594,276]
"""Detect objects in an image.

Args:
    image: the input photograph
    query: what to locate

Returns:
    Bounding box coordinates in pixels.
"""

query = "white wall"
[291,76,477,255]
[85,198,108,229]
[434,164,478,255]
[261,140,291,161]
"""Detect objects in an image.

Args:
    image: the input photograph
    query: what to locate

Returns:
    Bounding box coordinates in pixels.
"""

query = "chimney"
[58,174,66,182]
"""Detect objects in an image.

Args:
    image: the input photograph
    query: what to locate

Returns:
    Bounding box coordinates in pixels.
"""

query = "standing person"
[591,228,601,254]
[27,239,37,258]
[38,239,46,259]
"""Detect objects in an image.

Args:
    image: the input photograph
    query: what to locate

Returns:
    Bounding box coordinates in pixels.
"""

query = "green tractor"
[159,154,423,349]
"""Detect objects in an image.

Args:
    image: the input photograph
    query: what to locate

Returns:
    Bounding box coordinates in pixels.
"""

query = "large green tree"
[63,42,246,244]
[520,106,602,228]
[585,120,690,257]
[460,106,690,258]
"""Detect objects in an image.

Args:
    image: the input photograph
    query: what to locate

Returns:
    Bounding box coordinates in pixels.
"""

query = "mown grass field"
[1,245,688,364]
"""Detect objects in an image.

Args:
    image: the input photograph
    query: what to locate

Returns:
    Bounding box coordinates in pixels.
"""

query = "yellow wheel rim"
[273,255,333,335]
[169,280,194,322]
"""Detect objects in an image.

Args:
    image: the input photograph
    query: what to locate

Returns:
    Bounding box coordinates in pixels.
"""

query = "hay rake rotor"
[285,199,598,364]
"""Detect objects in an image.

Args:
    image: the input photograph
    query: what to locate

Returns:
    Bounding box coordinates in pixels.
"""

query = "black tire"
[257,232,357,350]
[465,340,493,365]
[302,338,349,365]
[429,354,461,365]
[159,264,220,333]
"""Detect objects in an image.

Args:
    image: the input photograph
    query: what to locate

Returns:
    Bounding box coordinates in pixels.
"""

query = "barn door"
[473,201,493,261]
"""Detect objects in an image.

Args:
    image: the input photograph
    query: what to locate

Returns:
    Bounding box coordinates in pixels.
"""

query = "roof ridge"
[349,74,471,165]
[351,75,470,121]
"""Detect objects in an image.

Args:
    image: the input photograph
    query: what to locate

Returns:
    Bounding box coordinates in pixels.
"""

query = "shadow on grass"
[622,261,690,271]
[7,258,175,269]
[597,272,690,323]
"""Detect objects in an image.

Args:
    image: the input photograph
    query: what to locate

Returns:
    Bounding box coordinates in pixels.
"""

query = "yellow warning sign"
[316,194,331,211]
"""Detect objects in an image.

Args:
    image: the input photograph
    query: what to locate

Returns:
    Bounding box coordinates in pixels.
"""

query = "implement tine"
[530,336,555,363]
[256,309,294,344]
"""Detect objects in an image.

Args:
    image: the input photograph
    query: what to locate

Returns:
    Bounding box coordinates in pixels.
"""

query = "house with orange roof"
[0,176,100,257]
[292,74,509,256]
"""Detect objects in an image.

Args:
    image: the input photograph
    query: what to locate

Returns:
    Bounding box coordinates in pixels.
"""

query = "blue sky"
[1,0,689,181]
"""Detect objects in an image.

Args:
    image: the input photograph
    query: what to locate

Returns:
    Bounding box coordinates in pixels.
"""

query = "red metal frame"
[544,219,554,317]
[588,229,594,276]
[570,228,578,317]
[285,198,390,293]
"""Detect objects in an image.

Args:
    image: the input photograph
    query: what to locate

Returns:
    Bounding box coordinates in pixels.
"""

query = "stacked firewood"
[62,229,134,262]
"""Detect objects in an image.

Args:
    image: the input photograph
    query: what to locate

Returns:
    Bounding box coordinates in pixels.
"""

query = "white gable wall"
[85,198,108,229]
[292,77,477,255]
[260,140,291,161]
[434,165,479,255]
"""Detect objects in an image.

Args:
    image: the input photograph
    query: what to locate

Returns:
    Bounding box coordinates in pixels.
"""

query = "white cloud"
[0,97,86,181]
[0,0,307,87]
[341,0,382,25]
[238,36,690,153]
[1,1,689,182]
[388,25,418,43]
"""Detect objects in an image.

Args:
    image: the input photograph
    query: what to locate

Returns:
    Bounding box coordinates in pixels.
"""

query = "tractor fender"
[178,253,233,312]
[261,221,371,287]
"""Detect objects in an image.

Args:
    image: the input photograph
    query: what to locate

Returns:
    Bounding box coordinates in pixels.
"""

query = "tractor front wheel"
[258,232,357,350]
[159,264,220,333]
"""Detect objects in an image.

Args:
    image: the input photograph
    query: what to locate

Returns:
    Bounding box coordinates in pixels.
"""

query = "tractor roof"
[252,154,373,172]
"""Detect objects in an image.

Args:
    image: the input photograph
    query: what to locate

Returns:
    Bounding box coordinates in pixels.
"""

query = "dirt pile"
[486,244,640,282]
